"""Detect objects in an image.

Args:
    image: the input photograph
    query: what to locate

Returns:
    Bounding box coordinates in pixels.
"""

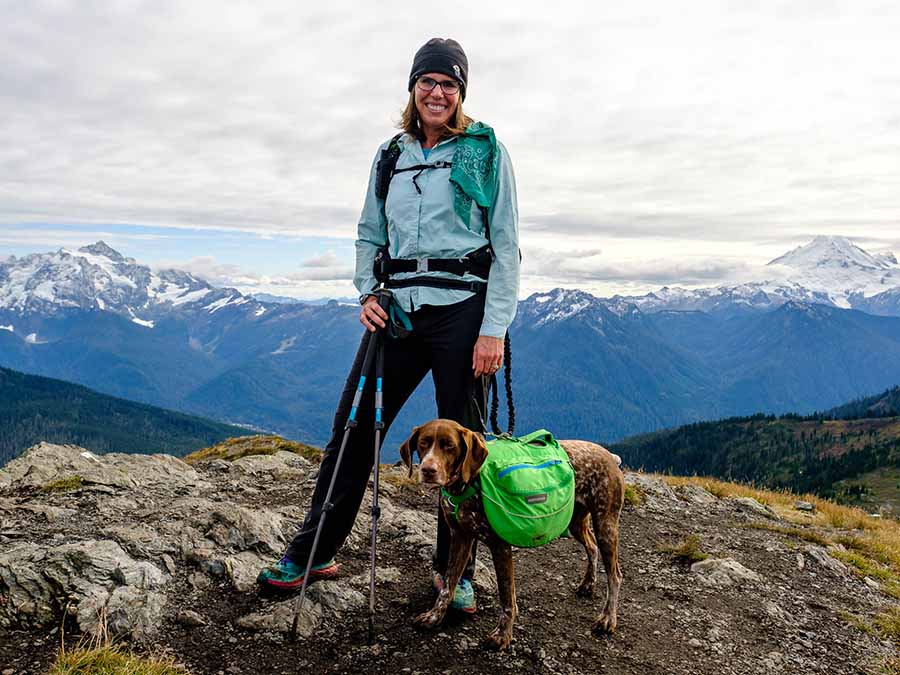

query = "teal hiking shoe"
[433,573,477,614]
[257,556,340,591]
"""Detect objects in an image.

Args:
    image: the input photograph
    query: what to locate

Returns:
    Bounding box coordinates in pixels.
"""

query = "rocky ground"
[0,443,896,674]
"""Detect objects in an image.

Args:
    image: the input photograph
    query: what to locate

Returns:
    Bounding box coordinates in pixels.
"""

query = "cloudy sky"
[2,0,898,299]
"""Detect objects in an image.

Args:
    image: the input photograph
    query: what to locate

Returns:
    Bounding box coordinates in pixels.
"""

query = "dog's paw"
[483,628,512,651]
[413,610,443,630]
[575,582,594,598]
[591,612,617,635]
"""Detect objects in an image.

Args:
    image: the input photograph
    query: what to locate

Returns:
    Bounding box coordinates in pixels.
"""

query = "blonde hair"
[400,90,473,141]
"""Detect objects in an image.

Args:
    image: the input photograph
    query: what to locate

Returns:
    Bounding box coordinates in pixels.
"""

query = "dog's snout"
[420,464,438,481]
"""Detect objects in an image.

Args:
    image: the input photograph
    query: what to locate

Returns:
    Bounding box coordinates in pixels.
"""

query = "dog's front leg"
[414,531,473,630]
[484,539,517,651]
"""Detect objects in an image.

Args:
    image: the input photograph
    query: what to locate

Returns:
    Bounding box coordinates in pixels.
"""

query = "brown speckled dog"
[399,419,625,650]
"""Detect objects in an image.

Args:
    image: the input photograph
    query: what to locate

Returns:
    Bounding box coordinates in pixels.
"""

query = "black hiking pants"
[285,292,488,580]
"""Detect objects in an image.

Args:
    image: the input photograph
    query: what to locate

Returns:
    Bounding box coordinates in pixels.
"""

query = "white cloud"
[1,2,899,295]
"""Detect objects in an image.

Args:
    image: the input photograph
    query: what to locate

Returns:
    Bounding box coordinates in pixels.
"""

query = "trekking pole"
[290,290,392,640]
[367,311,386,643]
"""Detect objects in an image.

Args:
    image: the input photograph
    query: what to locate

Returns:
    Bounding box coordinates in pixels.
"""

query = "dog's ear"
[459,427,488,484]
[399,425,421,478]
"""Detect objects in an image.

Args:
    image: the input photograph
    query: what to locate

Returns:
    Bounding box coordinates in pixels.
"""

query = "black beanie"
[408,38,469,99]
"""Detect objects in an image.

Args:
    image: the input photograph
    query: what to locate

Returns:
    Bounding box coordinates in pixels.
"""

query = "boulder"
[224,551,270,592]
[676,484,719,505]
[0,443,207,493]
[0,539,168,638]
[230,452,311,479]
[803,545,846,574]
[624,474,677,503]
[729,496,779,520]
[204,505,286,555]
[691,557,761,587]
[236,598,324,638]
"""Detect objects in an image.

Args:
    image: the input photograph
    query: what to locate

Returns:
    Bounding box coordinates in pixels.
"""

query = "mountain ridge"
[3,237,900,448]
[0,365,253,466]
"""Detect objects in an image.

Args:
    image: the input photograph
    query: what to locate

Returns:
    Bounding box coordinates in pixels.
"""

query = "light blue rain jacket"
[353,132,520,339]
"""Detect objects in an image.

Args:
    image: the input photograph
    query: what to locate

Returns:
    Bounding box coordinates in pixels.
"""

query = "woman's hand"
[360,295,388,332]
[472,335,503,377]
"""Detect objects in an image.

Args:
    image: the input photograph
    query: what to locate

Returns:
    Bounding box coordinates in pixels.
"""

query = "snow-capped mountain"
[0,241,262,326]
[3,237,900,448]
[766,235,900,306]
[612,236,900,316]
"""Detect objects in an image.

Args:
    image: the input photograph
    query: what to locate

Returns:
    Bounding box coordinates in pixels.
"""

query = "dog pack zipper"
[497,459,563,479]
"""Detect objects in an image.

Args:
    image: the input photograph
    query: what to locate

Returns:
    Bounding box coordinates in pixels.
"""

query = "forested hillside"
[0,367,252,466]
[612,409,900,499]
[824,385,900,419]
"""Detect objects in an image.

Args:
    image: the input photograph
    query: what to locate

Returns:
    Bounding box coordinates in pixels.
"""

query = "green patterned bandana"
[450,121,498,226]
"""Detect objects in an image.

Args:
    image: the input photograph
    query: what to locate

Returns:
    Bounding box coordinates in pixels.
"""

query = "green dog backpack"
[443,429,576,548]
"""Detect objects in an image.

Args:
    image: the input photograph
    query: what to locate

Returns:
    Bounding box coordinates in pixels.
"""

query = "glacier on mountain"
[0,241,262,321]
[1,236,898,325]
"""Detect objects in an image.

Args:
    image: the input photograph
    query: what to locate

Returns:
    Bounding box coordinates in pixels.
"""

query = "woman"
[258,37,520,613]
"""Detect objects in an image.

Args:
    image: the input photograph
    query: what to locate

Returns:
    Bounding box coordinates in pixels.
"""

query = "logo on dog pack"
[524,493,548,504]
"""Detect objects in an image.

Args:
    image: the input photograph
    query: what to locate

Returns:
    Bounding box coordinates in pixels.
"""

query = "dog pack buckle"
[416,258,429,273]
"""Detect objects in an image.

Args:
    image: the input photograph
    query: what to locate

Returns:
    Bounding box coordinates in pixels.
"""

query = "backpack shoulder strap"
[374,133,405,200]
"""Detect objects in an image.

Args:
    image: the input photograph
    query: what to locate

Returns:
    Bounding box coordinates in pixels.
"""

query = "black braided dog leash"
[487,332,515,436]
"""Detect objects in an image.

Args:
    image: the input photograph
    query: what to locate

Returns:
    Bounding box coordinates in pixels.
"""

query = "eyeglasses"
[415,75,461,96]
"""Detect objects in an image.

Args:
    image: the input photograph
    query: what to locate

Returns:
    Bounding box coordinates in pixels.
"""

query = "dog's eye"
[419,436,432,448]
[439,438,454,449]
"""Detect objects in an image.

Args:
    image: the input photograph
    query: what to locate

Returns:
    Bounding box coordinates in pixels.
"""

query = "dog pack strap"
[440,483,479,522]
[517,429,556,447]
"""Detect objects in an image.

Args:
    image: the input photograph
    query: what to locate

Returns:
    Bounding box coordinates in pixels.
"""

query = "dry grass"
[658,534,709,564]
[874,606,900,642]
[623,484,645,507]
[837,609,875,636]
[742,521,832,547]
[184,435,322,464]
[658,474,899,551]
[47,609,195,675]
[380,465,420,490]
[47,644,195,675]
[41,475,84,493]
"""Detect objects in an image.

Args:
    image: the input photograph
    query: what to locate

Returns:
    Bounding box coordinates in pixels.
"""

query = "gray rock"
[794,501,815,512]
[13,504,78,522]
[224,551,269,592]
[0,443,208,493]
[204,506,286,555]
[188,571,212,590]
[624,474,677,501]
[804,546,846,574]
[729,496,779,520]
[676,484,719,505]
[236,598,323,638]
[691,557,761,587]
[230,453,309,479]
[0,539,168,638]
[176,609,207,627]
[472,557,498,596]
[307,580,366,613]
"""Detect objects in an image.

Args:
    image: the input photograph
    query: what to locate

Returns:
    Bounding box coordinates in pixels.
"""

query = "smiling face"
[414,72,460,138]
